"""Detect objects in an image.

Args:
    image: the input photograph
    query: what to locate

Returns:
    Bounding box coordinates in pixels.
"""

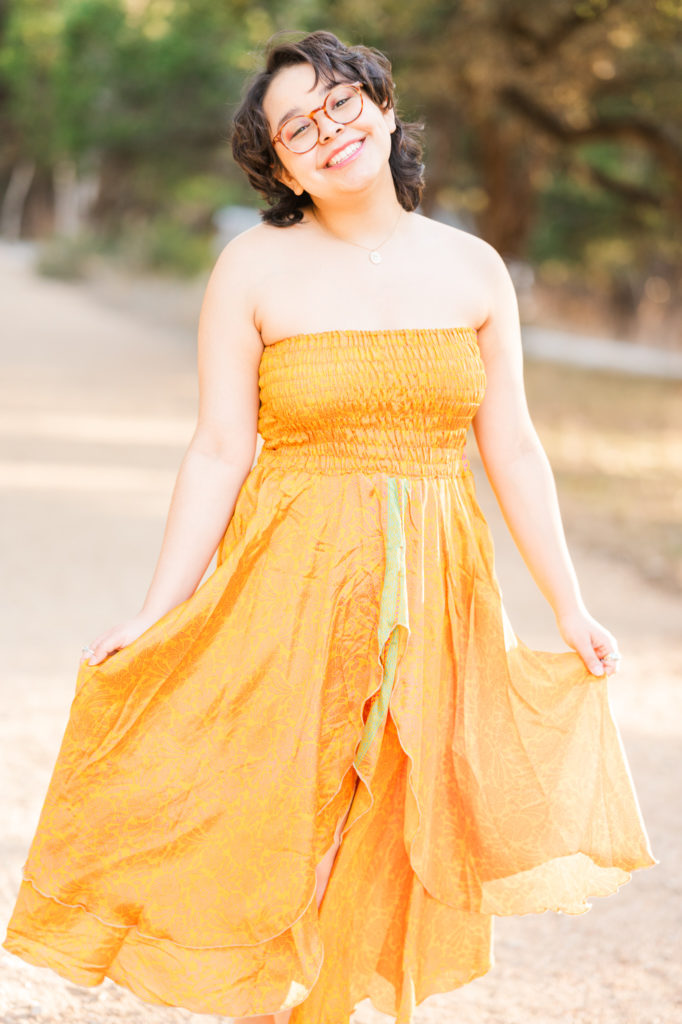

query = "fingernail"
[592,663,604,676]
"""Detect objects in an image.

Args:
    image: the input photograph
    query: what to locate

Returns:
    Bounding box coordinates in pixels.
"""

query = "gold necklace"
[312,206,404,265]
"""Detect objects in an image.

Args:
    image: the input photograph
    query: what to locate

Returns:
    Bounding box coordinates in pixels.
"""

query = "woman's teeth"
[327,140,363,167]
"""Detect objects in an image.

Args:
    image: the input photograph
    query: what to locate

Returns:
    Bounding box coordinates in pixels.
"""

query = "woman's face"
[263,61,396,203]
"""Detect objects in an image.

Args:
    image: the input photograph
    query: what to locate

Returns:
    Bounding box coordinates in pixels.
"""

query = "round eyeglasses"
[271,82,364,154]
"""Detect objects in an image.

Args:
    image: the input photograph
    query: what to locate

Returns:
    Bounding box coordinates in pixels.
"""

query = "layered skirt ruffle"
[4,462,655,1022]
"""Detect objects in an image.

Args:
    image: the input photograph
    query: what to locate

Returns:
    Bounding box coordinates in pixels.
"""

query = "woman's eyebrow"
[275,79,344,130]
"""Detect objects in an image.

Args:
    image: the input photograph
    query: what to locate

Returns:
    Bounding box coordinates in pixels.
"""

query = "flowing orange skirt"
[4,328,656,1022]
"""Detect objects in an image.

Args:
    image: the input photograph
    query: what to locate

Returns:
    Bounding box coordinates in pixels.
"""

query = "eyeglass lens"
[280,84,362,153]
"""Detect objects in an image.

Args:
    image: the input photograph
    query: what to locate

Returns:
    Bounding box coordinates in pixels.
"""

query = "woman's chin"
[321,165,390,198]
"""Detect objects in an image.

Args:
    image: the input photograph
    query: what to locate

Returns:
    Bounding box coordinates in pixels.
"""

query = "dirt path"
[1,246,679,1024]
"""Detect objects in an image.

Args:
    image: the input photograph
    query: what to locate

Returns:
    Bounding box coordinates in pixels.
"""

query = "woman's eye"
[289,121,312,140]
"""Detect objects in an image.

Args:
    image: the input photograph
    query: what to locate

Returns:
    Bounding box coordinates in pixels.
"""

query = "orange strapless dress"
[4,327,654,1023]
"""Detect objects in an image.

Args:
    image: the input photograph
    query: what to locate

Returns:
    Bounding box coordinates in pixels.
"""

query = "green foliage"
[98,217,215,276]
[529,170,626,266]
[54,0,240,160]
[1,0,680,298]
[34,217,215,279]
[0,0,64,163]
[34,231,101,279]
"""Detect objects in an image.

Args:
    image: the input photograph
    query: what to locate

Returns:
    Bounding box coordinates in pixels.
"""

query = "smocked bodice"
[256,327,486,477]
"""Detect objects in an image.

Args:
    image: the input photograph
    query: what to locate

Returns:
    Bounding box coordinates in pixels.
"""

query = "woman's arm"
[83,233,265,665]
[471,244,619,677]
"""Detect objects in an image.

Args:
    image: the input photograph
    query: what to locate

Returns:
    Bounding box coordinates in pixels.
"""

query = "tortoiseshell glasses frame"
[271,81,364,154]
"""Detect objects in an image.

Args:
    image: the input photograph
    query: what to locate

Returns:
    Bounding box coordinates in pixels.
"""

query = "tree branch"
[500,84,682,178]
[501,0,623,64]
[586,164,668,208]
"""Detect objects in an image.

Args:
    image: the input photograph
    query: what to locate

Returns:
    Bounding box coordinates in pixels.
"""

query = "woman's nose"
[316,112,344,143]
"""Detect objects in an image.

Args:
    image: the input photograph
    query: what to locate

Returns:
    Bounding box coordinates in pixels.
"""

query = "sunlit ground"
[522,362,682,592]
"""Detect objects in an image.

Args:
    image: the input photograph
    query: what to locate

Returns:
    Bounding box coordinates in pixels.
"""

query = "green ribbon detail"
[354,476,411,768]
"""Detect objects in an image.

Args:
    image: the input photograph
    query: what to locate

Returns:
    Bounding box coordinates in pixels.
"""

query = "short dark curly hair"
[230,30,425,227]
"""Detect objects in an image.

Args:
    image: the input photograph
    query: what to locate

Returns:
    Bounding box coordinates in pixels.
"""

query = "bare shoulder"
[417,215,508,276]
[412,214,515,327]
[198,224,289,354]
[419,223,524,356]
[202,222,289,323]
[213,220,288,275]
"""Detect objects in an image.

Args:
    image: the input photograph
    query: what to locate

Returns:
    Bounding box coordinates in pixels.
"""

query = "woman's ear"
[274,164,304,196]
[382,102,397,135]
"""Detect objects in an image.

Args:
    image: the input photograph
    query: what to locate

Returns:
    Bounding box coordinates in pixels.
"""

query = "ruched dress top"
[4,327,655,1024]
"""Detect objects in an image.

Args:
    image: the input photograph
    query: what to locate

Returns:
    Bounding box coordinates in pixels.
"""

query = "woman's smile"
[323,137,366,169]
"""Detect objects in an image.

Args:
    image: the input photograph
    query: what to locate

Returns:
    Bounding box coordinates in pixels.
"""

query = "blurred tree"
[0,0,62,234]
[53,0,248,228]
[0,0,680,326]
[0,0,309,234]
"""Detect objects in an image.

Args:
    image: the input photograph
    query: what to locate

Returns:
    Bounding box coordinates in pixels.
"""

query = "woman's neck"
[308,175,405,249]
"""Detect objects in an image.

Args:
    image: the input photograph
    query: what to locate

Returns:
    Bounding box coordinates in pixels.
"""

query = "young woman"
[4,30,654,1024]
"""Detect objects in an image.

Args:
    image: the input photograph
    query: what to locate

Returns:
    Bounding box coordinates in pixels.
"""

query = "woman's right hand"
[79,611,160,667]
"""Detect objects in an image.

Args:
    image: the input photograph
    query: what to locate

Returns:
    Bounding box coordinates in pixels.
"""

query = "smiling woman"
[3,27,655,1024]
[231,31,424,228]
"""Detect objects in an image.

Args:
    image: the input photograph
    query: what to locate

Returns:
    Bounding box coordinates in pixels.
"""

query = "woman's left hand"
[556,607,621,677]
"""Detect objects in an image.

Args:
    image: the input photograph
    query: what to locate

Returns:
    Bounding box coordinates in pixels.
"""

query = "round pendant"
[369,251,382,265]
